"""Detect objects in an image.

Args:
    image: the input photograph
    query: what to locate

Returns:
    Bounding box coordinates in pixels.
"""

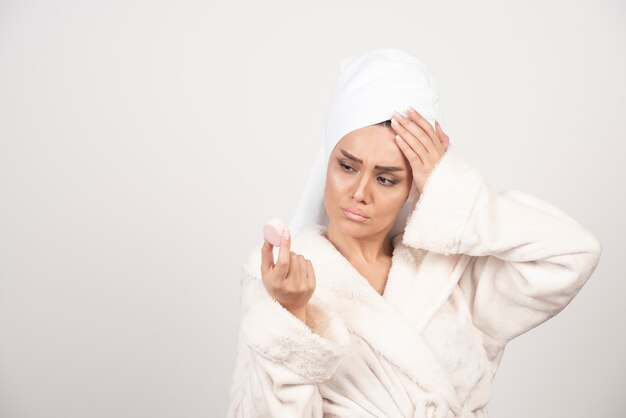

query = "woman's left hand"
[391,106,450,194]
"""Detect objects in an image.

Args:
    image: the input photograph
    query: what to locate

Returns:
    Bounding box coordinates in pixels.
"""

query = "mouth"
[342,208,369,222]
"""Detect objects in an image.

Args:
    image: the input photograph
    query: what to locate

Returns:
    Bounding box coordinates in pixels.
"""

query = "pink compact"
[263,217,286,246]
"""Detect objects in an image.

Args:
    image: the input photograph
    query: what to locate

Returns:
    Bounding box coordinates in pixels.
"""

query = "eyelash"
[338,163,397,186]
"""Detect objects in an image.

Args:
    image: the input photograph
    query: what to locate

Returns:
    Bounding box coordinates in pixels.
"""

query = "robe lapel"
[291,224,467,415]
[385,241,473,334]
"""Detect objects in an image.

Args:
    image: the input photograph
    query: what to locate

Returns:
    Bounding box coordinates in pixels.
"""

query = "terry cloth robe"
[226,144,602,418]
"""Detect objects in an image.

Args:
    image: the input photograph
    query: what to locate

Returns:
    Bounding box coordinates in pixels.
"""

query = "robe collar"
[244,223,471,415]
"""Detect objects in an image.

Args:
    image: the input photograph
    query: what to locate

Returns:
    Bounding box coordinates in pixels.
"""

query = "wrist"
[288,307,307,323]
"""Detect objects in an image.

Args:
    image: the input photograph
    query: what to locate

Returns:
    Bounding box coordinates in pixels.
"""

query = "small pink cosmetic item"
[263,217,286,246]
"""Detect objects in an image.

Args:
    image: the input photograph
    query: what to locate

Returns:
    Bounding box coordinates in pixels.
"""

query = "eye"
[339,163,397,186]
[378,177,397,186]
[339,163,354,172]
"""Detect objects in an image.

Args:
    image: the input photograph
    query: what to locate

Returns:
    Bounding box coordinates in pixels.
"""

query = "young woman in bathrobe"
[226,52,602,418]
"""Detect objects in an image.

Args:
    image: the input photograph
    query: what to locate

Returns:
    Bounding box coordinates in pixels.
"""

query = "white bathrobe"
[226,145,602,418]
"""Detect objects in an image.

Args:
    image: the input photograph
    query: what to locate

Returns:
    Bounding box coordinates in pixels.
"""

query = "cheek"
[324,173,340,204]
[324,173,347,215]
[383,191,409,211]
[325,170,348,194]
[380,182,412,211]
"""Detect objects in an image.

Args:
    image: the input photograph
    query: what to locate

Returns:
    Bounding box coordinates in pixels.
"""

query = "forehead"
[334,124,402,161]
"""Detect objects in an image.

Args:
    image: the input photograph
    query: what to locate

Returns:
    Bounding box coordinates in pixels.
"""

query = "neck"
[323,222,394,264]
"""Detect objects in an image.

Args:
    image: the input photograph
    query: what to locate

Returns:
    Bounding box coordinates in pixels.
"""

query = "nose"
[352,172,372,203]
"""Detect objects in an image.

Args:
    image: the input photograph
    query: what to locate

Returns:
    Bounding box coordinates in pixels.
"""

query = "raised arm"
[226,264,350,417]
[402,146,602,346]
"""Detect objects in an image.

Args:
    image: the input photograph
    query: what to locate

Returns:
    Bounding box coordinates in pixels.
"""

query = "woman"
[226,49,602,418]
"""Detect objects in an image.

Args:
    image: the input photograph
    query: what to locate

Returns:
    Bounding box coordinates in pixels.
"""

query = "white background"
[0,0,624,417]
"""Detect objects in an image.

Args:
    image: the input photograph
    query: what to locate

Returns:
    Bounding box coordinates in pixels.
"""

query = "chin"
[337,214,372,235]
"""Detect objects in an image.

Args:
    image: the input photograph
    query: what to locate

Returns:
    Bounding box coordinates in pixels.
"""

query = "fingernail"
[283,229,290,240]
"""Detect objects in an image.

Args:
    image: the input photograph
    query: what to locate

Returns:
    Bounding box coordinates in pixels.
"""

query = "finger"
[296,255,306,286]
[274,228,291,278]
[407,106,441,152]
[428,120,445,153]
[286,252,297,282]
[260,240,275,279]
[305,259,316,286]
[394,110,437,156]
[435,121,449,150]
[391,115,427,165]
[395,133,424,171]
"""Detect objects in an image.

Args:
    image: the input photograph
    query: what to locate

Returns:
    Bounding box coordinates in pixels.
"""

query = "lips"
[342,207,369,221]
[344,207,369,218]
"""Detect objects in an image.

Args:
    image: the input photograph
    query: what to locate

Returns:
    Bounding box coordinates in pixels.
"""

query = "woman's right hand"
[260,228,316,322]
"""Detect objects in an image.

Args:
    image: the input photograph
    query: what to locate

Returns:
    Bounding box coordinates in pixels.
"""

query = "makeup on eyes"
[337,158,403,175]
[339,149,404,173]
[338,160,399,185]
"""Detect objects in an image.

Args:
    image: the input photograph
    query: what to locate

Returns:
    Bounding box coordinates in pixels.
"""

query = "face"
[324,124,414,239]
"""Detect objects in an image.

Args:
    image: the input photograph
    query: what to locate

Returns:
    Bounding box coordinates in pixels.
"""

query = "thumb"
[260,239,275,279]
[274,228,291,277]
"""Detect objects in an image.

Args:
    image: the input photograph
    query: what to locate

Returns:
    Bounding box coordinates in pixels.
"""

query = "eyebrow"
[339,149,404,172]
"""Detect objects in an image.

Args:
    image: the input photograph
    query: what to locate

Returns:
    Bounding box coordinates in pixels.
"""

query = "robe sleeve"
[226,262,351,417]
[401,143,602,346]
